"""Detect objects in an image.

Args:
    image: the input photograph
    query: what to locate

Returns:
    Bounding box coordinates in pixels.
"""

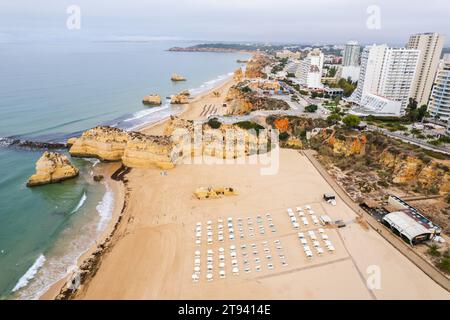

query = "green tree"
[342,115,361,128]
[327,114,342,125]
[305,104,318,113]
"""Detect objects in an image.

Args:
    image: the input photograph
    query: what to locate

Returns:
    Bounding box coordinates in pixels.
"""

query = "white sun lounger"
[219,262,225,268]
[194,258,201,265]
[298,232,305,238]
[232,267,239,275]
[327,245,335,252]
[301,238,307,245]
[313,241,320,247]
[317,247,324,255]
[219,270,226,279]
[219,254,225,261]
[305,251,313,258]
[296,207,302,211]
[305,205,312,210]
[318,228,324,233]
[206,273,213,281]
[321,234,329,240]
[192,274,199,282]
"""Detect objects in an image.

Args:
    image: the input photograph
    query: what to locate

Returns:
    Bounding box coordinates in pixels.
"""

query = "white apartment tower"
[351,44,420,114]
[296,48,324,89]
[342,41,361,67]
[428,55,450,121]
[406,32,445,106]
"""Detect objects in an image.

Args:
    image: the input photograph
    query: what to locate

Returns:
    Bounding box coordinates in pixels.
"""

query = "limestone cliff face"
[379,149,450,193]
[328,135,366,157]
[27,152,79,187]
[69,126,177,169]
[69,126,129,161]
[164,116,267,160]
[122,132,176,170]
[245,54,270,78]
[234,68,244,82]
[225,83,290,115]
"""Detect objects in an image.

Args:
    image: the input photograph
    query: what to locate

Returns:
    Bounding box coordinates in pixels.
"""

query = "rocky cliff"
[69,126,177,169]
[164,116,267,159]
[69,126,129,161]
[122,132,177,169]
[311,129,450,195]
[379,149,450,193]
[27,152,79,187]
[245,54,270,78]
[225,82,290,115]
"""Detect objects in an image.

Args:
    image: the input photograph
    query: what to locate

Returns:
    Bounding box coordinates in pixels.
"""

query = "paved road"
[303,149,450,292]
[367,125,450,155]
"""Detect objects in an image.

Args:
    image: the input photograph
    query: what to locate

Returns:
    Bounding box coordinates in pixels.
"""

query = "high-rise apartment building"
[351,44,420,114]
[296,49,324,89]
[428,55,450,120]
[342,41,361,67]
[406,32,444,106]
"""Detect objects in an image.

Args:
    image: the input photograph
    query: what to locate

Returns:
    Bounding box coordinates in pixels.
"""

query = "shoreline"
[39,71,238,300]
[40,162,125,300]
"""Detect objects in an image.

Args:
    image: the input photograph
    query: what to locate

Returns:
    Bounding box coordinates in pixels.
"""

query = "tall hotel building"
[406,33,445,106]
[351,44,420,115]
[428,55,450,121]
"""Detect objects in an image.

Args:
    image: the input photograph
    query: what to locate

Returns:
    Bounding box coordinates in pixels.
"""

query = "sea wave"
[123,104,171,122]
[71,192,87,214]
[12,255,46,292]
[189,72,233,96]
[96,184,114,232]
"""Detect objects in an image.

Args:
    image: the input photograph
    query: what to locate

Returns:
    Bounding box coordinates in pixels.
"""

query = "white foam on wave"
[12,255,46,292]
[123,104,170,123]
[96,183,114,232]
[71,192,87,214]
[189,72,233,97]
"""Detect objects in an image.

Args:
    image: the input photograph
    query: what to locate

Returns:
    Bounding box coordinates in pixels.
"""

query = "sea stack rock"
[171,73,186,81]
[27,152,79,187]
[142,94,162,106]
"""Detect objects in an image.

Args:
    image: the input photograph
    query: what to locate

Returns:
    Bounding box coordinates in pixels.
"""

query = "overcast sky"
[0,0,449,45]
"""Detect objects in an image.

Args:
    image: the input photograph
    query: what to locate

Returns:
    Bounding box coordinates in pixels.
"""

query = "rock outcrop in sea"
[27,152,79,187]
[142,94,162,106]
[170,92,189,104]
[171,73,186,81]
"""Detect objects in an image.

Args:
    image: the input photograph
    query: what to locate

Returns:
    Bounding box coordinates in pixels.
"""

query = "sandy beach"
[74,149,449,299]
[40,72,450,300]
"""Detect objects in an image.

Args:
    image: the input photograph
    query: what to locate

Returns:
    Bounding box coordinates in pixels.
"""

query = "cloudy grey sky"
[0,0,449,45]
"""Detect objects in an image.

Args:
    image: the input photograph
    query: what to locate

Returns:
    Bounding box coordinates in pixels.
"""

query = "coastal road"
[303,149,450,292]
[367,125,450,155]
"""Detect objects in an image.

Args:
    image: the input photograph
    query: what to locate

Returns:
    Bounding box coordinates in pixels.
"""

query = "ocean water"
[0,40,250,299]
